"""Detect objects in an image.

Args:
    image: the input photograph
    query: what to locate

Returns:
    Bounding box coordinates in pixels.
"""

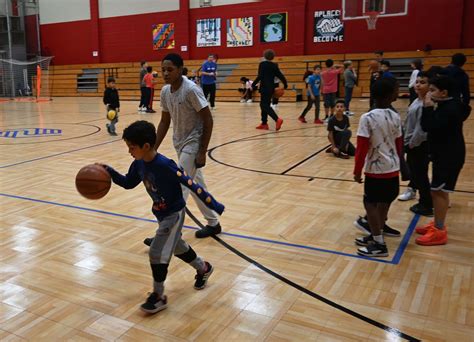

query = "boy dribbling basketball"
[99,120,224,314]
[103,77,120,136]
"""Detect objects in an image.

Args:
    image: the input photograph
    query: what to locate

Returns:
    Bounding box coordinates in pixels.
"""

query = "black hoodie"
[442,65,470,105]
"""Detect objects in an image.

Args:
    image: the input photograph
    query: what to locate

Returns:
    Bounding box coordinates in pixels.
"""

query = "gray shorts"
[149,209,190,264]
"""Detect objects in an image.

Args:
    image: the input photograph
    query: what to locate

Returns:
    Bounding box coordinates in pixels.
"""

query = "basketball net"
[365,11,380,30]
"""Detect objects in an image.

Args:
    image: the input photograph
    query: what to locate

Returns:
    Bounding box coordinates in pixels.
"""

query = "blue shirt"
[307,74,321,96]
[106,154,224,219]
[382,71,394,79]
[201,61,217,85]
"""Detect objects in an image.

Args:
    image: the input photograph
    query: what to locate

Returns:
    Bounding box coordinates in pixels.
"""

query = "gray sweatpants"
[178,150,219,226]
[149,209,190,264]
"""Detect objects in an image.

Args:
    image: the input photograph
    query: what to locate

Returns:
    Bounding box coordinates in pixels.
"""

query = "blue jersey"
[106,154,224,219]
[382,71,395,79]
[307,74,321,96]
[201,61,217,85]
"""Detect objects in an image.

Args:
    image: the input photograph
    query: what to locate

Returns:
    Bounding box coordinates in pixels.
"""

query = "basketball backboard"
[342,0,408,20]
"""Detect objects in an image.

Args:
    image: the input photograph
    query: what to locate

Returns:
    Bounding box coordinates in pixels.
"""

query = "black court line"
[185,208,420,342]
[281,144,331,175]
[209,132,474,194]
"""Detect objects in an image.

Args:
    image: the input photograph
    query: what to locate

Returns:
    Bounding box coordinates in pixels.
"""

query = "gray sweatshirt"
[344,69,357,88]
[404,98,428,147]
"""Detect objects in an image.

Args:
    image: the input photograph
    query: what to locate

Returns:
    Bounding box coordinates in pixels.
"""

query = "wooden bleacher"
[48,49,474,102]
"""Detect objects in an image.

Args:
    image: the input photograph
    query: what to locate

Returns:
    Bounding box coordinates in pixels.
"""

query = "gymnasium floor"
[0,97,473,341]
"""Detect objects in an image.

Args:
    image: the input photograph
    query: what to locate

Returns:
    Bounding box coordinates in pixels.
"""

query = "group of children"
[354,53,470,256]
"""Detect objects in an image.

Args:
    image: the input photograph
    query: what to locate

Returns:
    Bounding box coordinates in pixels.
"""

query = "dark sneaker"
[194,262,213,290]
[195,223,222,239]
[383,224,401,237]
[140,293,167,314]
[336,151,350,159]
[110,131,118,136]
[409,203,434,217]
[354,216,401,237]
[143,237,154,246]
[355,234,374,247]
[357,242,389,257]
[325,147,333,153]
[353,216,371,235]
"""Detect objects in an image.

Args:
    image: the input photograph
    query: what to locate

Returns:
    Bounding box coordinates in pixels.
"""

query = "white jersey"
[160,76,209,153]
[357,108,402,174]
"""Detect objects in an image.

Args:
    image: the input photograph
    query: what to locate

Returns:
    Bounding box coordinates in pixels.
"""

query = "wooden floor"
[0,97,473,341]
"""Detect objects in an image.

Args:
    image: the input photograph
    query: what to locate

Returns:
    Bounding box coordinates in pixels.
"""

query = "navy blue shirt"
[201,61,217,85]
[106,154,224,219]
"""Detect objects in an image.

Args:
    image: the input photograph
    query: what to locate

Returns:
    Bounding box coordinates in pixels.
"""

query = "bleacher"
[47,49,474,102]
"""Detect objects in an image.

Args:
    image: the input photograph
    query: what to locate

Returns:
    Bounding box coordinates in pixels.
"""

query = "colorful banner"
[152,23,175,50]
[197,18,221,47]
[226,17,253,47]
[259,12,287,43]
[314,10,344,43]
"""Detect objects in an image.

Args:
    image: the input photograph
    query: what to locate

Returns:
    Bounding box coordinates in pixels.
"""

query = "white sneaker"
[398,187,417,201]
[240,99,246,103]
[246,99,253,103]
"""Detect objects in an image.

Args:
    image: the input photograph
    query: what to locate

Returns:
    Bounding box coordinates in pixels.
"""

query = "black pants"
[202,83,216,108]
[260,91,279,124]
[406,142,433,208]
[300,95,320,120]
[243,89,253,101]
[143,88,154,110]
[334,130,356,156]
[409,87,417,104]
[139,86,147,108]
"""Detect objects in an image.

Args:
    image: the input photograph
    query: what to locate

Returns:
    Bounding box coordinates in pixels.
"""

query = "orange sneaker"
[415,227,447,246]
[256,123,269,130]
[276,118,284,131]
[298,116,307,123]
[415,221,434,235]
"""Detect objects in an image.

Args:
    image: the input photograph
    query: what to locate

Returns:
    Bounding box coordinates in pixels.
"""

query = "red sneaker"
[276,118,283,131]
[298,116,307,123]
[256,123,269,130]
[314,119,324,124]
[415,227,447,246]
[415,221,434,235]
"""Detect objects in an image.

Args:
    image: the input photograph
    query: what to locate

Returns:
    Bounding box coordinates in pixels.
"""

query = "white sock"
[373,235,384,244]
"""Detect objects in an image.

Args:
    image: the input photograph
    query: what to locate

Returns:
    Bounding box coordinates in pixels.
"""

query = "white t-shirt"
[245,80,253,89]
[160,76,209,154]
[408,69,419,88]
[357,108,402,174]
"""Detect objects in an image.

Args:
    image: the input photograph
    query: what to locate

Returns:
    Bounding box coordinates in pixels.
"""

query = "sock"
[373,235,384,244]
[153,281,164,297]
[190,256,206,274]
[434,219,444,230]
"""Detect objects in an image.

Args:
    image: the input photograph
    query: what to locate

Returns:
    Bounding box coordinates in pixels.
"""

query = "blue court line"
[0,139,121,169]
[0,192,417,264]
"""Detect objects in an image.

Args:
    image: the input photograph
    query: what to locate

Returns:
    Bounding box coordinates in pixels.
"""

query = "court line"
[280,144,332,175]
[0,192,415,265]
[185,208,421,342]
[0,139,121,169]
[392,214,420,264]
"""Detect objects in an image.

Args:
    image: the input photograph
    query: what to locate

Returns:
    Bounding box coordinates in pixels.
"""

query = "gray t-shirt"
[160,76,209,153]
[344,69,357,88]
[404,98,427,147]
[140,68,147,87]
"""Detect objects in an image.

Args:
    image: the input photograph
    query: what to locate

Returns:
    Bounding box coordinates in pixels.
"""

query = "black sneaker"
[194,262,213,290]
[409,203,434,217]
[195,223,222,239]
[140,293,167,314]
[383,224,401,237]
[353,216,371,235]
[143,237,154,246]
[357,242,389,257]
[355,234,374,247]
[354,216,401,237]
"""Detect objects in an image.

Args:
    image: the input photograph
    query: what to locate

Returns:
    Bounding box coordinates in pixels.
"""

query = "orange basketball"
[75,164,111,199]
[369,60,380,72]
[274,88,285,98]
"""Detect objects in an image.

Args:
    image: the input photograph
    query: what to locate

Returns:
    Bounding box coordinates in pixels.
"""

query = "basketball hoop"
[364,11,380,30]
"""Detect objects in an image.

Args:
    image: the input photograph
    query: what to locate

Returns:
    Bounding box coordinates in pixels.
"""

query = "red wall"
[38,0,472,65]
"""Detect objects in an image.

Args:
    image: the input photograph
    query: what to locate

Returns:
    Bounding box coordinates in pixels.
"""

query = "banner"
[314,10,344,43]
[197,18,221,47]
[227,17,253,47]
[259,12,287,43]
[152,23,175,50]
